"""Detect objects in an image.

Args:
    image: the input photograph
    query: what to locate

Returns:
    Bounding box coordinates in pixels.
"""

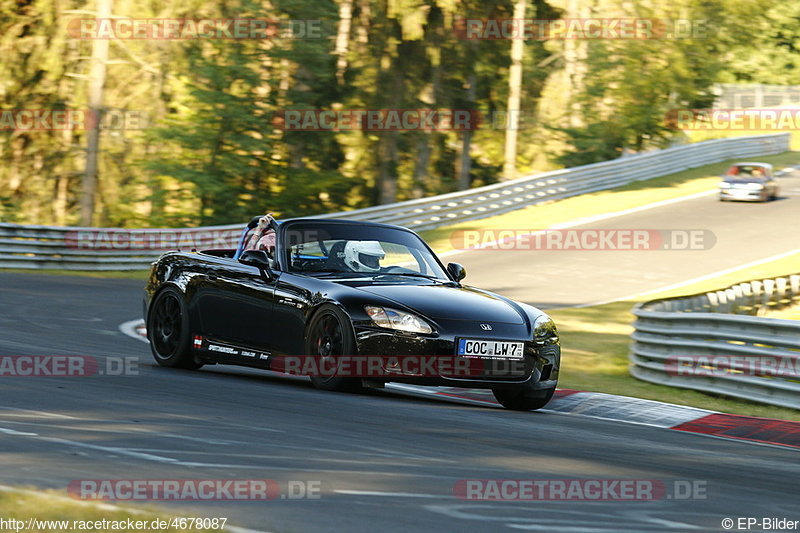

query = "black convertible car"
[143,217,560,410]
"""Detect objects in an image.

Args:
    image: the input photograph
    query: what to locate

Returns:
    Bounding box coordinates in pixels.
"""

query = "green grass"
[421,151,800,255]
[764,304,800,320]
[549,251,800,421]
[685,124,800,151]
[1,268,149,280]
[0,488,216,532]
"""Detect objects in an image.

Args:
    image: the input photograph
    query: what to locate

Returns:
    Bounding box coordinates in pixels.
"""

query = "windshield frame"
[276,219,452,281]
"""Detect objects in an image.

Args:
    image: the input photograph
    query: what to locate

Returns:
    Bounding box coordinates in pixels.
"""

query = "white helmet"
[343,240,385,272]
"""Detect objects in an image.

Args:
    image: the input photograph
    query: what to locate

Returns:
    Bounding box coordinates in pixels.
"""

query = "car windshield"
[282,221,449,280]
[728,165,769,178]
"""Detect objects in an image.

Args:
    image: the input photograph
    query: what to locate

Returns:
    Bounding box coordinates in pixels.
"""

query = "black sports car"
[143,217,560,410]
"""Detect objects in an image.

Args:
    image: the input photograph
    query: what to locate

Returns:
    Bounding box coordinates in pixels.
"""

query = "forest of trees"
[1,0,798,228]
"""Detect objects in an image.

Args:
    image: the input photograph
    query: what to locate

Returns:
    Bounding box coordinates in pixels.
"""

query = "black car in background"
[144,218,560,410]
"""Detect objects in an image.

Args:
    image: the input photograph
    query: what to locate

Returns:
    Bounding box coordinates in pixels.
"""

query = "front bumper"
[353,326,560,389]
[719,187,764,201]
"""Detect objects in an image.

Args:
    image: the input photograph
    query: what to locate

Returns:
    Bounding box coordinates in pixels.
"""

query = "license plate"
[457,339,524,359]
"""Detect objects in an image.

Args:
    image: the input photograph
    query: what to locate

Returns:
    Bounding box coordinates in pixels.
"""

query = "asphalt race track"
[457,170,800,307]
[1,172,800,532]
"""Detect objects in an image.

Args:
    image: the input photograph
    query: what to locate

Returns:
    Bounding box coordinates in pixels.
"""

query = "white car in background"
[719,162,779,202]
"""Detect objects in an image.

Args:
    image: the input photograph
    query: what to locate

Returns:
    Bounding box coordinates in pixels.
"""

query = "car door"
[195,256,277,357]
[269,273,316,356]
[266,228,330,356]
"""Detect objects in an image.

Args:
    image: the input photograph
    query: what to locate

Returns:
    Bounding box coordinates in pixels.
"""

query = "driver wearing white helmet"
[343,240,385,273]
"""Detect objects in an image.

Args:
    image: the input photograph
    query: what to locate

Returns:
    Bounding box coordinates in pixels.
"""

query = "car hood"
[347,282,526,324]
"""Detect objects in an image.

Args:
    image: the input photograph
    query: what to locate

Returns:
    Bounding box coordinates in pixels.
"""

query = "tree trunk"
[413,51,442,196]
[375,38,402,204]
[564,0,588,127]
[334,0,353,84]
[458,70,476,190]
[54,173,68,226]
[502,0,526,181]
[412,136,431,198]
[377,132,398,204]
[81,0,111,226]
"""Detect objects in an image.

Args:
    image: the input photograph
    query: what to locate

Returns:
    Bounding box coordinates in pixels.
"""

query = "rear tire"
[147,287,203,370]
[493,387,554,411]
[305,305,362,392]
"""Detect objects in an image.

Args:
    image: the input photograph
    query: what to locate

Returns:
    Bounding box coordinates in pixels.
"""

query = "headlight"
[365,306,433,334]
[719,182,731,189]
[533,315,558,344]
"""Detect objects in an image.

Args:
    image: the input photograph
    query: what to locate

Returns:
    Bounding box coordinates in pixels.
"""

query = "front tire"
[147,287,203,370]
[493,387,554,411]
[305,304,362,392]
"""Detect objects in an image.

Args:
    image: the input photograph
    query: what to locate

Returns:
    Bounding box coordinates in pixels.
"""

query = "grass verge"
[0,268,149,280]
[548,251,800,421]
[0,487,216,532]
[764,305,800,320]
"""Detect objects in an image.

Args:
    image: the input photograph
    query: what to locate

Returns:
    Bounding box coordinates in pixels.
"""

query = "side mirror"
[447,262,466,282]
[239,250,274,278]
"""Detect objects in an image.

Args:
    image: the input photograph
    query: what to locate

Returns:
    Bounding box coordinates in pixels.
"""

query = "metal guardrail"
[714,83,800,109]
[0,132,790,270]
[0,224,245,271]
[630,273,800,409]
[316,133,790,230]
